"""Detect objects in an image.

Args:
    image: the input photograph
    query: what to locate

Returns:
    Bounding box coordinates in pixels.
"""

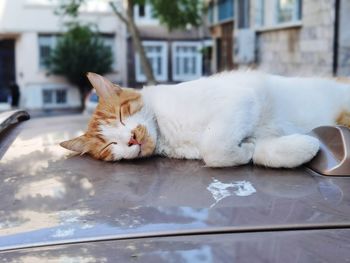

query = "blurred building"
[0,0,127,110]
[208,0,350,77]
[207,0,235,72]
[127,3,212,87]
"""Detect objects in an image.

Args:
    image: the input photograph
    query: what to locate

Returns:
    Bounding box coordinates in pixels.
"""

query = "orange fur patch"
[336,111,350,128]
[131,124,156,157]
[334,77,350,85]
[85,88,144,160]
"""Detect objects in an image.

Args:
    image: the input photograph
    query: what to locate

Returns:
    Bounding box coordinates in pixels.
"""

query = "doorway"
[0,40,15,103]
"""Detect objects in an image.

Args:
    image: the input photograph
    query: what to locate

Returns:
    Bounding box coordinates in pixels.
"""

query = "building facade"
[127,4,212,87]
[209,0,350,78]
[0,0,127,110]
[207,0,235,73]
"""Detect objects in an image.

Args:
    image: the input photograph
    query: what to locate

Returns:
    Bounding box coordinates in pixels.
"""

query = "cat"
[60,71,350,168]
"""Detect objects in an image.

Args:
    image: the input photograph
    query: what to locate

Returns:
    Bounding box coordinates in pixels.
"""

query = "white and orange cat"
[60,71,350,168]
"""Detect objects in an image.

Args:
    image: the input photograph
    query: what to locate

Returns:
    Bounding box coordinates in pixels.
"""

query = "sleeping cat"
[60,71,350,168]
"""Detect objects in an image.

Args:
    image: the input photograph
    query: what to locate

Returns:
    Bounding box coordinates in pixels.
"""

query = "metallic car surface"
[0,110,30,133]
[0,114,350,260]
[2,230,350,263]
[308,126,350,176]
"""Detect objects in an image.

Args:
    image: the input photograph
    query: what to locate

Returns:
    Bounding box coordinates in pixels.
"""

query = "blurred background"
[0,0,348,116]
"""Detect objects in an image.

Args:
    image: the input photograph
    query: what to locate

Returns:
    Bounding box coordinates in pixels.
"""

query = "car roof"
[0,113,350,252]
[2,230,350,262]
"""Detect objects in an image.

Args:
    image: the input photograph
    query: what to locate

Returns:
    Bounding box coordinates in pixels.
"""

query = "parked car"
[84,89,99,114]
[0,110,350,262]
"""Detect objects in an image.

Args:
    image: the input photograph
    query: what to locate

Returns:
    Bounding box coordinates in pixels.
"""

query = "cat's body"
[60,71,350,168]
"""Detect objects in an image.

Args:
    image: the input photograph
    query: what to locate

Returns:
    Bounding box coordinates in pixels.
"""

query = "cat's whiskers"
[119,108,125,126]
[99,142,117,158]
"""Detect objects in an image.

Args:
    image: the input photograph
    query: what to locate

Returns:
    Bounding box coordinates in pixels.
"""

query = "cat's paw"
[253,134,320,168]
[287,134,320,165]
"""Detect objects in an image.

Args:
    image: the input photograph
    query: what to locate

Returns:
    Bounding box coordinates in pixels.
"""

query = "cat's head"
[60,72,157,161]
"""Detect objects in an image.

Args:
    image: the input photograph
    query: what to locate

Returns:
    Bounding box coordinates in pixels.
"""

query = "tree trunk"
[79,87,89,111]
[110,0,156,85]
[126,0,156,85]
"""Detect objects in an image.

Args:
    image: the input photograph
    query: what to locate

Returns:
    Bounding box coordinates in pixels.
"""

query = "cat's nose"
[128,135,140,146]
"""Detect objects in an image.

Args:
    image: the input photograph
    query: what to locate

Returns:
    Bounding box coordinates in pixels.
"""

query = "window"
[134,4,157,23]
[43,90,53,104]
[276,0,301,23]
[42,89,67,106]
[238,0,250,28]
[172,42,203,81]
[56,90,67,104]
[102,35,117,69]
[139,4,145,17]
[255,0,265,26]
[38,35,57,69]
[255,0,302,28]
[218,0,234,22]
[135,41,168,82]
[208,3,214,24]
[39,34,116,70]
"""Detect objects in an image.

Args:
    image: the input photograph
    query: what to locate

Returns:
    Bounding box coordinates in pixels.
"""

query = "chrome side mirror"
[307,126,350,176]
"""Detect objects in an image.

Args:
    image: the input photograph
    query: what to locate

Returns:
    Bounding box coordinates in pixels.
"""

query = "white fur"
[102,71,350,168]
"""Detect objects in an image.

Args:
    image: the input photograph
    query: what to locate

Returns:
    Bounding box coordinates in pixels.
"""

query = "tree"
[58,0,204,85]
[47,24,113,109]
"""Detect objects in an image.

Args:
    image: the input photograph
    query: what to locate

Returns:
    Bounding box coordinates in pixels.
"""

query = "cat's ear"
[60,135,89,153]
[86,72,122,101]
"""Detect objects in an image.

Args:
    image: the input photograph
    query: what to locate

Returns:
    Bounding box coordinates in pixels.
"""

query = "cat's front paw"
[289,134,320,164]
[253,134,320,168]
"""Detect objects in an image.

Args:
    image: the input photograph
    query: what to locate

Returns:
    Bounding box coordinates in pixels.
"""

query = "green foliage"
[149,0,204,30]
[58,0,205,31]
[47,24,113,94]
[55,0,85,17]
[53,0,205,88]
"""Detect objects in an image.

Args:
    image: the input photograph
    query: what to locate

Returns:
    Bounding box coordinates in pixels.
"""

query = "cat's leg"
[201,137,255,167]
[200,120,256,168]
[200,93,261,167]
[253,134,320,168]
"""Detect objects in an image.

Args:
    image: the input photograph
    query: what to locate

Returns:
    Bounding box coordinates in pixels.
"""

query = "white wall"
[21,84,81,109]
[0,0,127,109]
[0,0,124,35]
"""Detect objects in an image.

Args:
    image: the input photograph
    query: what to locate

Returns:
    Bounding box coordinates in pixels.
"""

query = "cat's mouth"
[128,135,141,146]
